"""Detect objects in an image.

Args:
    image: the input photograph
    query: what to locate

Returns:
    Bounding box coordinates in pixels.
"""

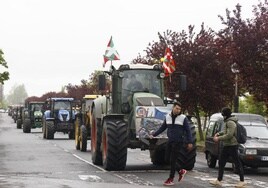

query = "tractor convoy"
[8,63,196,172]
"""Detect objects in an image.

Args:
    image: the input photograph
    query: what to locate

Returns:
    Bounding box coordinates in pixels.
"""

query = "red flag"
[103,36,120,67]
[162,47,176,76]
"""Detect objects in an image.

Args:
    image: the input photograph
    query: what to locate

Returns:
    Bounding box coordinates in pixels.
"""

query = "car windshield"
[236,114,267,125]
[245,126,268,139]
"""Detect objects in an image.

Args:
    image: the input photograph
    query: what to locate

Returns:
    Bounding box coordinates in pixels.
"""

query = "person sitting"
[127,74,143,91]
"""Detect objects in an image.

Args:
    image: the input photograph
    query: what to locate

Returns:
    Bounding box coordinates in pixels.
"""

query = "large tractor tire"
[91,109,103,165]
[75,118,81,150]
[23,118,31,133]
[177,124,197,171]
[17,119,22,129]
[102,119,128,171]
[46,121,54,139]
[150,146,168,165]
[80,125,87,152]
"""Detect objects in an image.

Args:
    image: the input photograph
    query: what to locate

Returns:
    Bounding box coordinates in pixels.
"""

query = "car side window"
[214,121,221,134]
[207,121,216,137]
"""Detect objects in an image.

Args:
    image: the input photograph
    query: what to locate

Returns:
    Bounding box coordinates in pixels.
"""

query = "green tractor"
[23,101,45,133]
[90,63,196,171]
[75,95,99,151]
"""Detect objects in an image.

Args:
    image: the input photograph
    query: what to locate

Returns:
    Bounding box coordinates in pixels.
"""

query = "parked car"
[204,113,268,170]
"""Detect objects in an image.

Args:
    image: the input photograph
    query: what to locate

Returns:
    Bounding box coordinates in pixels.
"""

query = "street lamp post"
[231,63,239,112]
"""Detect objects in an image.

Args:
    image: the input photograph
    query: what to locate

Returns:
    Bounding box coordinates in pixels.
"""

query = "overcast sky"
[0,0,260,97]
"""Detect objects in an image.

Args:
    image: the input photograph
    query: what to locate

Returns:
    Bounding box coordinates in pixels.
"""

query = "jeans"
[218,145,244,181]
[166,142,183,179]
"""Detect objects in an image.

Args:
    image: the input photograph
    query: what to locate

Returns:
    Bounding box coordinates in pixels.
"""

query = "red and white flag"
[103,36,120,67]
[161,47,176,76]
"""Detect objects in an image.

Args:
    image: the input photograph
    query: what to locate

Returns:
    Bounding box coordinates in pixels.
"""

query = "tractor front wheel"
[23,118,31,133]
[102,119,128,171]
[80,125,87,152]
[46,121,54,139]
[75,118,81,150]
[17,119,22,129]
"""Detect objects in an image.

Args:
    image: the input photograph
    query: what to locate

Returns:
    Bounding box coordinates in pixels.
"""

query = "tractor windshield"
[54,101,71,110]
[122,70,162,103]
[31,104,43,111]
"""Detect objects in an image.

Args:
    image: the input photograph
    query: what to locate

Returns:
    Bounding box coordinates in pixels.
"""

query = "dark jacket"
[153,113,193,143]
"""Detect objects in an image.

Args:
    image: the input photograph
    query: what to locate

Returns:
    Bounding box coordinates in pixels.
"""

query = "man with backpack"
[209,107,246,188]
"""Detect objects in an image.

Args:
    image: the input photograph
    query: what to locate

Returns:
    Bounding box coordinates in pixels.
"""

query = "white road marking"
[72,154,106,172]
[194,171,268,188]
[78,175,102,182]
[114,173,154,186]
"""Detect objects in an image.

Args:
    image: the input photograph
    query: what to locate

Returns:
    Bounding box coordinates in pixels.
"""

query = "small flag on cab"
[103,36,120,68]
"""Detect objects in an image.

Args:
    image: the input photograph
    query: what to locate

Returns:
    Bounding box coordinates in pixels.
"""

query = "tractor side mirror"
[179,75,187,91]
[98,74,106,91]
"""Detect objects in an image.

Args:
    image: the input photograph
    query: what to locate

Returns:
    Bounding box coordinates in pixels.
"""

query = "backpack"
[230,120,247,144]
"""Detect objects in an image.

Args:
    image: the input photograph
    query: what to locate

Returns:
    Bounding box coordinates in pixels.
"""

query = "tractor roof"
[29,101,45,104]
[118,63,162,70]
[83,95,100,100]
[49,97,74,101]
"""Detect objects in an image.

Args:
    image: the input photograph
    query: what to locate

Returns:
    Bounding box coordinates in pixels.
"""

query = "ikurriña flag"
[161,47,176,76]
[103,36,120,67]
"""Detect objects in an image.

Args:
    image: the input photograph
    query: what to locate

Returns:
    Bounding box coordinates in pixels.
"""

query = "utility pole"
[231,63,239,113]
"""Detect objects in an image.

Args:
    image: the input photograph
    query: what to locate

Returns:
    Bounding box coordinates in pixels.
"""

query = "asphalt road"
[0,113,268,188]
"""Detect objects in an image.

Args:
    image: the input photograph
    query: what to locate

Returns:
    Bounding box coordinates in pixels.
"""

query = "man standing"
[210,107,246,188]
[150,101,193,186]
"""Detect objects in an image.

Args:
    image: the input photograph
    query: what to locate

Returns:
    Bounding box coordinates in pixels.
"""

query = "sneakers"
[235,181,246,188]
[209,179,222,186]
[163,178,174,186]
[178,169,187,182]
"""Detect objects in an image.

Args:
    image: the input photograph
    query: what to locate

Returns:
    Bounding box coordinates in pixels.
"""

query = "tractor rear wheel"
[102,119,128,171]
[150,146,168,165]
[177,124,197,170]
[91,108,102,165]
[80,125,87,152]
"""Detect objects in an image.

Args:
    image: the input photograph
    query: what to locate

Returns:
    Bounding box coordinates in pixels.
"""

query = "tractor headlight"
[245,149,257,155]
[121,102,131,114]
[159,73,165,78]
[119,71,124,78]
